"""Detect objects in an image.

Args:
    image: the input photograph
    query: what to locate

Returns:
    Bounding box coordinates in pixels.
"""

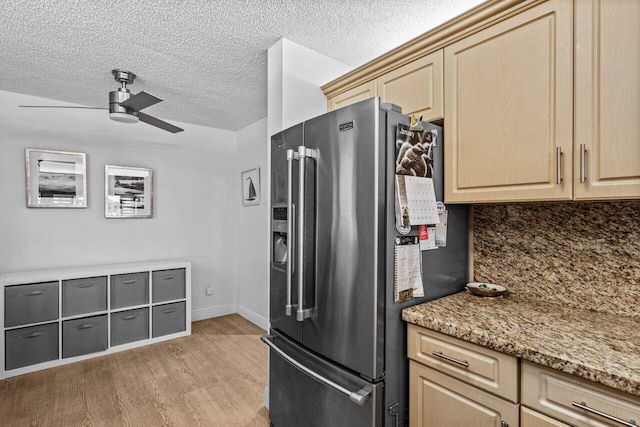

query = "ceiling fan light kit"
[19,69,183,133]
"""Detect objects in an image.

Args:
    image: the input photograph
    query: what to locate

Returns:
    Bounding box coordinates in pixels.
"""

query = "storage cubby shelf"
[1,259,191,380]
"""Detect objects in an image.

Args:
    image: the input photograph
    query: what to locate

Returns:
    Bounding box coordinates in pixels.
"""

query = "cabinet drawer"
[4,281,59,327]
[62,314,108,358]
[5,322,59,370]
[410,360,519,427]
[62,276,107,317]
[407,324,518,402]
[111,307,149,346]
[152,301,186,338]
[521,361,640,427]
[110,272,149,309]
[152,269,185,303]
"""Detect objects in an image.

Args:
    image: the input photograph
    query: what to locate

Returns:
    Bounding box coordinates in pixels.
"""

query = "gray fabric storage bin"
[62,276,107,317]
[110,307,149,346]
[62,314,108,358]
[5,281,59,327]
[110,272,149,309]
[152,301,186,338]
[152,268,186,303]
[5,322,59,370]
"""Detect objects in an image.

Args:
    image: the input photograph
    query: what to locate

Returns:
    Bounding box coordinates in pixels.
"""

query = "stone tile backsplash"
[473,201,640,317]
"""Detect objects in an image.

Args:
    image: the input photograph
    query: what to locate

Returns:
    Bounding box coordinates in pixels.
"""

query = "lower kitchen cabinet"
[408,324,519,426]
[1,259,191,379]
[410,360,519,426]
[408,324,640,427]
[521,361,640,427]
[520,407,569,427]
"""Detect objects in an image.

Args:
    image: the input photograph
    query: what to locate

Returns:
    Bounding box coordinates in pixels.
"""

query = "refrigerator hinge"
[388,402,408,427]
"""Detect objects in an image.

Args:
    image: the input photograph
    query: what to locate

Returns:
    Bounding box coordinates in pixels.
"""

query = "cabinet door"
[410,361,519,427]
[377,51,443,122]
[327,80,376,111]
[444,0,573,203]
[574,0,640,200]
[521,407,570,427]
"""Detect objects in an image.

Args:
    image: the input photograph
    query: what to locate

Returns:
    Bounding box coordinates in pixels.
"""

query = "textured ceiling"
[0,0,485,131]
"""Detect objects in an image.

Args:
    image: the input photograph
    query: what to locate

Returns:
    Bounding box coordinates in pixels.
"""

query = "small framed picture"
[105,165,153,218]
[242,168,260,206]
[25,148,87,208]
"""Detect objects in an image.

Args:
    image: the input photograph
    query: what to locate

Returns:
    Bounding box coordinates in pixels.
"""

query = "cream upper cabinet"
[377,50,444,122]
[327,80,376,111]
[574,0,640,200]
[444,0,573,203]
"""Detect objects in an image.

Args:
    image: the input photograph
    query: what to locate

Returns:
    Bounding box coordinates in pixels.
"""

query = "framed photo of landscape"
[105,165,153,218]
[25,148,87,208]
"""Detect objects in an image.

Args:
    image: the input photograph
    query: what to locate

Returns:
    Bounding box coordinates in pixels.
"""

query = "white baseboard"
[191,303,269,331]
[236,304,269,331]
[191,304,236,322]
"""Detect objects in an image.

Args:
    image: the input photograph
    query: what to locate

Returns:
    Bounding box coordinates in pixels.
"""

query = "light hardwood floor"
[0,314,270,426]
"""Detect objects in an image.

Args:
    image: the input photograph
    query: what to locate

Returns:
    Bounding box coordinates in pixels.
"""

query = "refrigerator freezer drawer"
[265,333,383,427]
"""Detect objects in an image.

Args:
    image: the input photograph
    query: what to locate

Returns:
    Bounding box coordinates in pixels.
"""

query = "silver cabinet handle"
[556,146,563,184]
[296,145,316,322]
[161,276,176,280]
[572,401,637,427]
[431,351,470,368]
[580,144,587,183]
[162,308,177,314]
[285,149,299,317]
[122,279,138,284]
[261,335,372,406]
[122,315,137,320]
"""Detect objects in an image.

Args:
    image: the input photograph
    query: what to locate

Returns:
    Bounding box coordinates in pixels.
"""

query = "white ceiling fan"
[19,69,184,133]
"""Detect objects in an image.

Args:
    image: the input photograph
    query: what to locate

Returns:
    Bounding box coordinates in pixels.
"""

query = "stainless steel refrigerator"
[263,97,469,427]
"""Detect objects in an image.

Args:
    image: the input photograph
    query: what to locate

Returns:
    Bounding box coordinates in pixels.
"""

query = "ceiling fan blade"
[19,105,108,109]
[120,91,162,112]
[138,112,184,133]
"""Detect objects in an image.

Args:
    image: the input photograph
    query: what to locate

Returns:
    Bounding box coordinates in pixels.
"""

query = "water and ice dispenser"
[272,205,288,268]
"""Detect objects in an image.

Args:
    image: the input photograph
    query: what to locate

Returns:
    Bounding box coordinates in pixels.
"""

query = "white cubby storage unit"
[1,259,191,379]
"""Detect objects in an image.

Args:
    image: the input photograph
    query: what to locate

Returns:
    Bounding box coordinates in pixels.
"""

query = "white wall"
[235,117,269,330]
[268,39,352,137]
[0,91,239,320]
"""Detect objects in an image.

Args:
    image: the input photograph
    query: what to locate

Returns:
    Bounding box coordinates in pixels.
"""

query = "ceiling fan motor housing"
[109,88,138,122]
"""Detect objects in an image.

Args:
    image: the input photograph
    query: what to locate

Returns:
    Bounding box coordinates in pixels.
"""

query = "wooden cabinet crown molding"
[321,0,547,99]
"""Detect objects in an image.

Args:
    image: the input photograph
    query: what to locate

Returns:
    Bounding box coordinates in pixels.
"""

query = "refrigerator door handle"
[261,335,372,406]
[286,149,299,316]
[296,146,316,321]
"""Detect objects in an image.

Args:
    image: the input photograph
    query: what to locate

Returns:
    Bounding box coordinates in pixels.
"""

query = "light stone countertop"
[402,291,640,397]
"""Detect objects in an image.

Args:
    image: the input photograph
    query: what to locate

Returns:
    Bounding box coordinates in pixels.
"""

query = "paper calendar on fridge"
[395,175,440,226]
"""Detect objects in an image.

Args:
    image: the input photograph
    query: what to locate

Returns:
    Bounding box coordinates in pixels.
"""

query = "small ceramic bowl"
[465,282,507,298]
